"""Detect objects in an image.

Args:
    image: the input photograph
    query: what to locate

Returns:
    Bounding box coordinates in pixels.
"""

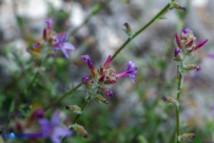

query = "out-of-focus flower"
[43,18,54,41]
[45,18,53,30]
[116,61,138,83]
[53,33,75,58]
[39,111,71,143]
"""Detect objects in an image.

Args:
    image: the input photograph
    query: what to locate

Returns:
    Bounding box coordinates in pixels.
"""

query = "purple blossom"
[39,111,71,143]
[82,75,90,83]
[81,55,95,75]
[196,65,201,71]
[182,28,190,34]
[45,18,53,30]
[174,47,181,57]
[191,39,208,52]
[105,89,113,96]
[53,33,75,58]
[175,33,182,48]
[33,42,40,48]
[103,55,111,68]
[116,61,138,83]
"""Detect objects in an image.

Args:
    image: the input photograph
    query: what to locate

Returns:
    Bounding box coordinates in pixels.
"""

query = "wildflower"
[81,55,138,99]
[105,89,113,96]
[190,39,208,52]
[116,61,138,83]
[81,55,138,83]
[45,18,53,30]
[43,18,54,41]
[53,33,75,58]
[174,47,181,57]
[175,28,208,53]
[38,111,71,143]
[81,55,96,76]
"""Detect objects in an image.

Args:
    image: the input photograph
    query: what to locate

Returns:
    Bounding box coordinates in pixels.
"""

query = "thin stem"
[73,97,91,123]
[175,64,183,143]
[111,2,172,61]
[44,83,82,111]
[25,55,48,94]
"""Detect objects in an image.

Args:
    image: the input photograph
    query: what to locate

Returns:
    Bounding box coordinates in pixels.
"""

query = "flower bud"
[183,65,201,71]
[190,39,208,52]
[65,105,81,114]
[174,47,182,61]
[123,22,132,36]
[162,96,177,104]
[175,33,182,48]
[179,133,195,141]
[172,2,186,11]
[94,94,108,104]
[72,124,88,138]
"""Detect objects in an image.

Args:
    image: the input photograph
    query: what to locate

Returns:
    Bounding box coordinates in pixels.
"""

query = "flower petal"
[54,127,72,137]
[63,43,75,50]
[51,136,61,143]
[61,47,69,58]
[51,111,60,126]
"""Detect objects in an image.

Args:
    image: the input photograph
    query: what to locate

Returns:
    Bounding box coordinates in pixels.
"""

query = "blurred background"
[0,0,214,143]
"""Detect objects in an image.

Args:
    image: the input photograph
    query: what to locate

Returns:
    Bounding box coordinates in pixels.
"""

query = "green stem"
[176,64,183,143]
[111,2,172,61]
[25,55,48,93]
[44,83,82,111]
[73,96,91,123]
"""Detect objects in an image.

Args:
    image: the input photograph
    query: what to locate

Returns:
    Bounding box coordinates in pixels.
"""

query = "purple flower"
[174,47,181,57]
[182,28,190,34]
[116,61,138,83]
[105,89,113,96]
[175,33,182,48]
[45,18,53,30]
[39,111,71,143]
[81,55,96,76]
[196,65,201,71]
[191,39,208,52]
[53,33,75,58]
[103,55,111,68]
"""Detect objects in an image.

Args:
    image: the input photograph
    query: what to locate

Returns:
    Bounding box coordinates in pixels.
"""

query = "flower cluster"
[174,28,208,71]
[81,55,138,98]
[28,18,75,58]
